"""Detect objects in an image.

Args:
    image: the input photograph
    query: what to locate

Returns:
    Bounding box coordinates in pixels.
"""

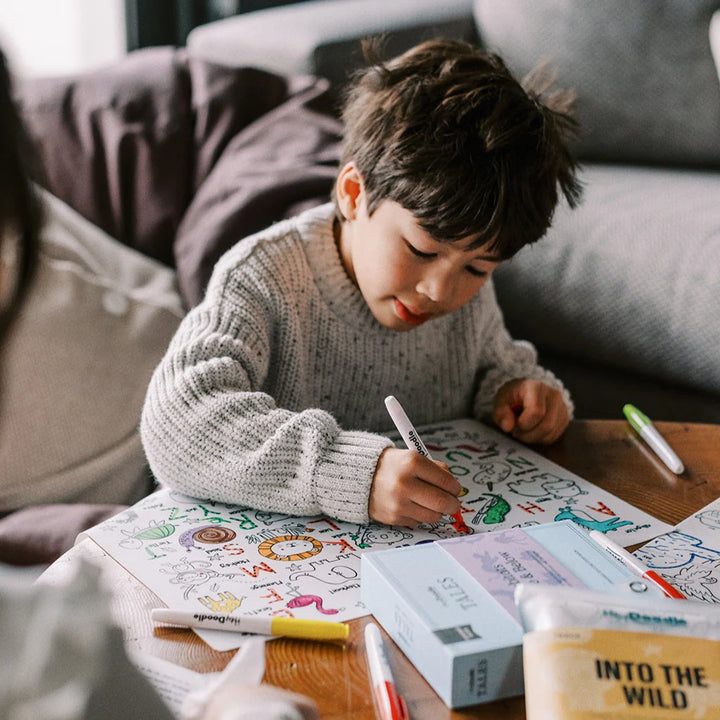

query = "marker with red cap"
[365,622,409,720]
[589,530,686,600]
[384,395,470,534]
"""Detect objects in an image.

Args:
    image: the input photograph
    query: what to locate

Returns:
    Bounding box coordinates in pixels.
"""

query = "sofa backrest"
[187,0,478,101]
[473,0,720,168]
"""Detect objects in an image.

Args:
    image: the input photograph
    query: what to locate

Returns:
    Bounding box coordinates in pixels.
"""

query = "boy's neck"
[333,216,357,286]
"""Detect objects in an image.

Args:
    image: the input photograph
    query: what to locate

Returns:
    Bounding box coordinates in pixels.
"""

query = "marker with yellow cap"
[623,403,684,474]
[151,608,349,641]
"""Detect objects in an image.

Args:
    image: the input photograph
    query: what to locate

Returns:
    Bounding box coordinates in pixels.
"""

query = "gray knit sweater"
[141,203,572,523]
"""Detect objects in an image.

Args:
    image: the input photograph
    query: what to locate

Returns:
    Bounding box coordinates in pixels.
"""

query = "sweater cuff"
[314,430,394,524]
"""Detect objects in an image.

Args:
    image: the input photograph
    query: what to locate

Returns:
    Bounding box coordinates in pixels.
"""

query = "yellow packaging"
[523,626,720,720]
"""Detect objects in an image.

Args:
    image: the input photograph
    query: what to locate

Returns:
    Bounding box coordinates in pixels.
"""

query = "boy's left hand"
[493,379,569,444]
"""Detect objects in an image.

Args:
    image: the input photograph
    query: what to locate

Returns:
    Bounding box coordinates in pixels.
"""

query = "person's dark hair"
[0,47,42,339]
[338,38,582,257]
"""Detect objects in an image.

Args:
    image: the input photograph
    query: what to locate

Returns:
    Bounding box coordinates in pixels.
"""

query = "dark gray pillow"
[15,49,295,270]
[474,0,720,167]
[174,74,341,307]
[16,47,194,267]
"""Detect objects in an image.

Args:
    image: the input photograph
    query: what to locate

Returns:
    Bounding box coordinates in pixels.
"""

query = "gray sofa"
[188,0,720,424]
[4,0,718,565]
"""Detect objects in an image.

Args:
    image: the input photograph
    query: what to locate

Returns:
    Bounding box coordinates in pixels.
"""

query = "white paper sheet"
[82,419,672,650]
[634,497,720,604]
[131,636,266,719]
[130,654,205,717]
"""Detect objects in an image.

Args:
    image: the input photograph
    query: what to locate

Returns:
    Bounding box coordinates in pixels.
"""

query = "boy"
[141,39,581,527]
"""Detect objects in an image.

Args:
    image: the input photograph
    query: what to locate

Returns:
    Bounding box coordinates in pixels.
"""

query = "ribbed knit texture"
[141,203,572,523]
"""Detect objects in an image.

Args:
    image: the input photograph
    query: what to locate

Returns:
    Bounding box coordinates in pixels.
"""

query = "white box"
[361,520,663,708]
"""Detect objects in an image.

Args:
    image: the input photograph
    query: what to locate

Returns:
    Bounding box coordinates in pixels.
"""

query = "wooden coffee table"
[38,420,720,720]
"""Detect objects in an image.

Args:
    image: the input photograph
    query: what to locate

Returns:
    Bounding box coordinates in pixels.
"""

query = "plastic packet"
[515,584,720,720]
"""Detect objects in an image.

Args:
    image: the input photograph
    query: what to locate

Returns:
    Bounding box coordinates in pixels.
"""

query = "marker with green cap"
[623,403,684,474]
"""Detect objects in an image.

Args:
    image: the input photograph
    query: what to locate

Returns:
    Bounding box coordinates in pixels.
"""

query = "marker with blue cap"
[623,403,684,474]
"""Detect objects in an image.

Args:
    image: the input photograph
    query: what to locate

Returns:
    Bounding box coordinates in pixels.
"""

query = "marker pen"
[623,403,684,474]
[151,608,349,641]
[588,530,686,600]
[365,622,409,720]
[384,395,470,533]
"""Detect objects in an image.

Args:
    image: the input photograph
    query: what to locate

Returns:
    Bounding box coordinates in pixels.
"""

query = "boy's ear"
[335,162,364,220]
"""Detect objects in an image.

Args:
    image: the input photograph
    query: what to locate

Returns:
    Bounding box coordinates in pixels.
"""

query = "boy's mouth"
[394,299,431,326]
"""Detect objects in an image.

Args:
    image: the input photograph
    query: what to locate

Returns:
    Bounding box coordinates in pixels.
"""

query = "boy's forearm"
[141,367,391,522]
[313,428,394,522]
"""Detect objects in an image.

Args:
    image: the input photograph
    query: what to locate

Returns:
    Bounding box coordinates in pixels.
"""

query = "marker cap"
[272,617,349,641]
[623,403,684,474]
[623,403,649,434]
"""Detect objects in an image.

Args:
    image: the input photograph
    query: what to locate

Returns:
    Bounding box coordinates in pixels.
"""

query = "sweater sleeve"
[140,271,392,525]
[471,282,574,421]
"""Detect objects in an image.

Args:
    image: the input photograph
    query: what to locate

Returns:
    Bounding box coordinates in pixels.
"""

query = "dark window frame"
[125,0,311,51]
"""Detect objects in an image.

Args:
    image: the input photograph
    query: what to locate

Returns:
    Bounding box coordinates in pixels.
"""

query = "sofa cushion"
[174,74,342,307]
[493,164,720,400]
[186,0,477,91]
[473,0,720,167]
[16,47,194,267]
[0,189,184,512]
[189,59,293,192]
[0,504,126,566]
[16,49,298,271]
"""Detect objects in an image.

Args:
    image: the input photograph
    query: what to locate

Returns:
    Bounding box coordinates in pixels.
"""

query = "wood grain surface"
[38,420,720,719]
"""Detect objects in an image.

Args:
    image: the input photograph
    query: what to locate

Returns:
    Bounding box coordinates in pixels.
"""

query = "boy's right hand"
[368,448,462,527]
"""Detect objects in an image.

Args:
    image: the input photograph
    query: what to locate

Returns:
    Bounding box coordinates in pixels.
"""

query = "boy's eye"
[466,266,488,278]
[406,242,435,259]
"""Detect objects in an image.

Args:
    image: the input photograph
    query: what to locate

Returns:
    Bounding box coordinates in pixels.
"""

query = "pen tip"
[384,395,399,411]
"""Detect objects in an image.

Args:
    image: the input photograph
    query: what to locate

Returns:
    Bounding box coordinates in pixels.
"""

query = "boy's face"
[336,164,501,331]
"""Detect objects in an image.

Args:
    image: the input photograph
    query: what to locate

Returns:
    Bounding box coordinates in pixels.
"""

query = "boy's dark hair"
[338,38,582,257]
[0,47,42,340]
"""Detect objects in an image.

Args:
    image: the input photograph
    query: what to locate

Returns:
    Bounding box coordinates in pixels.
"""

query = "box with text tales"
[360,520,664,708]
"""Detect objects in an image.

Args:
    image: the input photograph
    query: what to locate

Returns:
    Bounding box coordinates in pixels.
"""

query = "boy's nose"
[416,269,453,305]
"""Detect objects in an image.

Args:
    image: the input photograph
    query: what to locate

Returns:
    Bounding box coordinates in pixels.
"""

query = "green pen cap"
[623,403,650,433]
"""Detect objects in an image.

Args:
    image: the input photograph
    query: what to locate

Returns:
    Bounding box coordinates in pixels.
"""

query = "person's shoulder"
[216,203,334,271]
[292,202,337,243]
[207,203,335,299]
[214,217,299,270]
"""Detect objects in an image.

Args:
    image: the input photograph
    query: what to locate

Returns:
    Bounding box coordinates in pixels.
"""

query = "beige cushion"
[0,190,184,510]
